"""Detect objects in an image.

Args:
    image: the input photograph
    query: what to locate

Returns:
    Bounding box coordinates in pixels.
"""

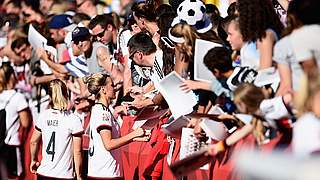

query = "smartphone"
[222,120,238,133]
[161,36,175,49]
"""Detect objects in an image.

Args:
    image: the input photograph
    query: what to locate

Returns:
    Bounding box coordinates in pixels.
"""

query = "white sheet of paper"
[254,67,280,87]
[180,128,209,170]
[235,114,253,124]
[132,120,148,130]
[208,105,225,115]
[161,115,189,137]
[158,71,198,119]
[200,119,228,141]
[43,44,57,62]
[28,24,47,49]
[194,39,222,83]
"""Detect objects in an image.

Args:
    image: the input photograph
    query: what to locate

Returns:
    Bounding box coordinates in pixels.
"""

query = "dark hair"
[11,37,30,51]
[88,13,115,30]
[0,62,15,93]
[287,0,320,25]
[168,0,184,12]
[72,13,91,24]
[157,12,176,75]
[197,29,223,45]
[1,13,20,30]
[127,32,157,56]
[237,0,284,42]
[282,0,303,36]
[227,2,237,16]
[203,47,233,73]
[155,4,174,18]
[24,0,43,16]
[131,2,157,22]
[206,4,221,27]
[6,0,21,9]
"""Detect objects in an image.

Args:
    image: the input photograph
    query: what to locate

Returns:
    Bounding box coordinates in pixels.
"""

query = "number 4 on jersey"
[46,131,56,161]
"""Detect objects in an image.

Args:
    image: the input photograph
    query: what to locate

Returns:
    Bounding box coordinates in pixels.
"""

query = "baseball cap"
[48,14,76,32]
[72,27,90,42]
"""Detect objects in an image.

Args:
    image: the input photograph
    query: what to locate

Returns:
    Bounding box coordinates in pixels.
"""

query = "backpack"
[0,92,17,150]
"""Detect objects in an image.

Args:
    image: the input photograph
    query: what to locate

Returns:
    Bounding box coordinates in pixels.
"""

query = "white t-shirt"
[35,109,83,179]
[118,29,132,56]
[240,29,279,70]
[290,25,320,66]
[293,112,320,157]
[0,89,28,146]
[240,41,260,70]
[273,36,303,91]
[88,103,122,178]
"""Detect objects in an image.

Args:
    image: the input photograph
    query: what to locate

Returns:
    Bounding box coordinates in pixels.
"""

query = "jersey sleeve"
[15,93,29,112]
[95,106,113,133]
[70,114,84,136]
[35,111,45,132]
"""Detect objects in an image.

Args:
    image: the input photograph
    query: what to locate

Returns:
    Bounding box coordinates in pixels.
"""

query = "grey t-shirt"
[273,36,303,91]
[86,42,108,74]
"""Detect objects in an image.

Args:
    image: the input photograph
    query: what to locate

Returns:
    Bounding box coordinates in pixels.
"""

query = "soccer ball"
[177,0,206,26]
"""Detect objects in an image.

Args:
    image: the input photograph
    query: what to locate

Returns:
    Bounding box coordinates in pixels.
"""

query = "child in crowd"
[207,83,293,155]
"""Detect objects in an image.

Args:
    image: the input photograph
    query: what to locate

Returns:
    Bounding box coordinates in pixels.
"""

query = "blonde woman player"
[30,79,83,180]
[83,73,150,179]
[0,63,31,179]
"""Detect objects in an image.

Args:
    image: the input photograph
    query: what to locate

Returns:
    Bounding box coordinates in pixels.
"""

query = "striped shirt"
[64,54,89,78]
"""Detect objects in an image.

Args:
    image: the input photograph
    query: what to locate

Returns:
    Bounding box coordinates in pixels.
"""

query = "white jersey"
[0,89,28,146]
[87,103,123,178]
[35,109,83,179]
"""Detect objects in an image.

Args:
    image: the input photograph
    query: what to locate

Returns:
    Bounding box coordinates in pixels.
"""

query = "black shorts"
[1,145,23,178]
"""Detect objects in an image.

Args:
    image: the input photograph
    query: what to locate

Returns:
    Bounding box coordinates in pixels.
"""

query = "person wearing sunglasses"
[127,32,165,109]
[88,14,118,49]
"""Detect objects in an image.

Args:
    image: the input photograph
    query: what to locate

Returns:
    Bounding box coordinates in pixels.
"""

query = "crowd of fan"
[0,0,320,179]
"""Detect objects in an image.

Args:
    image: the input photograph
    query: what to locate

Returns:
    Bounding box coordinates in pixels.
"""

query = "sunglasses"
[22,12,31,17]
[129,50,137,60]
[77,0,88,8]
[93,29,106,39]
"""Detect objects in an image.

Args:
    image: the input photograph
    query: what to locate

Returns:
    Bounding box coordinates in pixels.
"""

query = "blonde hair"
[0,63,15,93]
[170,23,199,59]
[48,79,69,111]
[234,83,266,114]
[294,70,320,117]
[82,73,110,99]
[234,83,268,145]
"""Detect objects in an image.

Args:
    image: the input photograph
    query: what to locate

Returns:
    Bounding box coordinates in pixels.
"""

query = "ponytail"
[48,79,68,111]
[82,73,110,100]
[0,63,15,93]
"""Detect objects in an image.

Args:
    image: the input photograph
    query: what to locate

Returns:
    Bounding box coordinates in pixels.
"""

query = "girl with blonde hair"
[83,73,149,179]
[207,83,293,155]
[30,79,84,180]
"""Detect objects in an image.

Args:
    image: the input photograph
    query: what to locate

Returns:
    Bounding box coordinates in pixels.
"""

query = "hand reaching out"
[131,128,151,142]
[180,80,199,93]
[207,141,227,156]
[114,104,129,116]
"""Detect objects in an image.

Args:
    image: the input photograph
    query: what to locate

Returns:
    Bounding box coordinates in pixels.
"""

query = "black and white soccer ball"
[177,0,206,26]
